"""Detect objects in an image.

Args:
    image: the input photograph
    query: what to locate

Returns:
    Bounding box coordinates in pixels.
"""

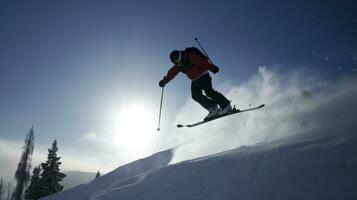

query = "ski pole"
[194,37,213,64]
[157,86,164,131]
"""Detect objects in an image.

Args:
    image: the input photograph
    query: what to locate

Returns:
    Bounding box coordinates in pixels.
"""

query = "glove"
[159,78,167,87]
[210,65,219,74]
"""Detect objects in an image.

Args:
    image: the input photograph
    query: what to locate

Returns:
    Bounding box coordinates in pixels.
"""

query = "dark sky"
[0,0,356,143]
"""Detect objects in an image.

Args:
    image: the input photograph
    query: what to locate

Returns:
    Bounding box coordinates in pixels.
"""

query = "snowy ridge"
[42,135,357,200]
[91,172,148,200]
[41,149,173,200]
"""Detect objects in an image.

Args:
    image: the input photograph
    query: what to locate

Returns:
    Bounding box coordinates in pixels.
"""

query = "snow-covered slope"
[41,148,173,200]
[42,135,357,200]
[61,171,96,190]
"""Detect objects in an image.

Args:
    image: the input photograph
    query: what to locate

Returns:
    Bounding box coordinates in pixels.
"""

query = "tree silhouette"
[11,127,34,200]
[37,140,66,199]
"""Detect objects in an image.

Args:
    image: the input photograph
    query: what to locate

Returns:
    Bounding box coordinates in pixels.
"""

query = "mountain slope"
[42,136,357,200]
[61,171,96,190]
[42,148,173,200]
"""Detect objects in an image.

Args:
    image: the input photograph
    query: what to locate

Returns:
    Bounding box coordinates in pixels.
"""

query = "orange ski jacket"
[164,49,213,83]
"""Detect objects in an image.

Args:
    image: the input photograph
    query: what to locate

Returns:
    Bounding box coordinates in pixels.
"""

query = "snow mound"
[41,148,173,200]
[42,136,357,200]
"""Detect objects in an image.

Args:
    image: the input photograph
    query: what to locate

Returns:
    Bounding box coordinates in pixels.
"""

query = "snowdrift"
[42,135,357,200]
[41,148,173,200]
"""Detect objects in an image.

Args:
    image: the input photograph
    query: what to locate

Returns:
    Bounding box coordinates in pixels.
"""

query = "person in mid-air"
[159,47,233,120]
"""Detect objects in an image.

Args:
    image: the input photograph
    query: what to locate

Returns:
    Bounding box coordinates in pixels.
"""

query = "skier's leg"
[191,77,217,110]
[201,74,230,108]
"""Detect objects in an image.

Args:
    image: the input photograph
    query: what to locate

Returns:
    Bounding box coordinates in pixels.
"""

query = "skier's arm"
[165,65,180,81]
[159,65,180,87]
[210,65,219,74]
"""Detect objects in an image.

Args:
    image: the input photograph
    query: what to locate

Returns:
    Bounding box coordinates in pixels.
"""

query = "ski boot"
[204,106,220,121]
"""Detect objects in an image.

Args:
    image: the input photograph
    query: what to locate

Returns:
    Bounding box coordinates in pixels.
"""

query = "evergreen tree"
[37,140,66,199]
[94,171,100,180]
[0,177,4,200]
[6,182,12,200]
[11,127,35,200]
[24,166,41,200]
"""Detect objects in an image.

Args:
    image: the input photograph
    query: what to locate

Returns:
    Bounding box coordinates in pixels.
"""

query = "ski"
[177,104,265,128]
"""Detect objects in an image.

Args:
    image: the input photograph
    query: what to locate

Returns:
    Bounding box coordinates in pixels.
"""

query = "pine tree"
[11,127,35,200]
[24,165,41,200]
[94,171,100,180]
[37,140,66,199]
[0,177,4,200]
[6,182,12,200]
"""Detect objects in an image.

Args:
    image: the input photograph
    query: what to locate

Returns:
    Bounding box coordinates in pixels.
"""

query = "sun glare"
[113,104,156,157]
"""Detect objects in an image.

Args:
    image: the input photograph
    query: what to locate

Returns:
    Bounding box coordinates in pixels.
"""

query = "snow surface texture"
[42,136,357,200]
[41,149,173,200]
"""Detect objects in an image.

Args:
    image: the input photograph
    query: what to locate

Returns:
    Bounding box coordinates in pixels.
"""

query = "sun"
[117,105,155,134]
[112,104,156,157]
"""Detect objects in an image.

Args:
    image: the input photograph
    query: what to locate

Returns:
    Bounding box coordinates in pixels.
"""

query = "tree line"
[0,127,66,200]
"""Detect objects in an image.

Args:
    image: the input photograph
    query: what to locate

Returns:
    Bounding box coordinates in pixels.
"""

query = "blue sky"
[1,0,357,177]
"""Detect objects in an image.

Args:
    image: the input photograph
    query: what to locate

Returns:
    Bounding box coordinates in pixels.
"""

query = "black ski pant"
[191,73,230,110]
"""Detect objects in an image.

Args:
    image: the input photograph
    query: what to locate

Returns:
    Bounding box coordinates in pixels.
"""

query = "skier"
[159,47,233,120]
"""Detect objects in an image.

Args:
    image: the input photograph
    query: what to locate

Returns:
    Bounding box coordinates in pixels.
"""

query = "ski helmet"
[170,50,182,64]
